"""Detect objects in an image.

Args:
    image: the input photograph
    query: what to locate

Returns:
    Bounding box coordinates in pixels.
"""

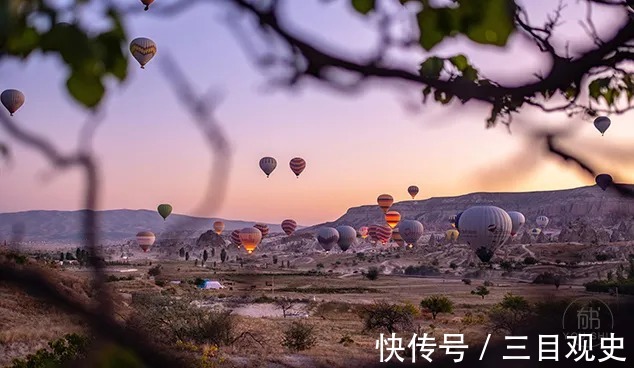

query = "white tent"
[201,280,224,289]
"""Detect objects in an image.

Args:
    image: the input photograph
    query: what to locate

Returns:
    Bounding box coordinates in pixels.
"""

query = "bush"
[523,256,538,265]
[365,266,379,280]
[9,334,90,368]
[360,301,418,334]
[471,286,490,299]
[339,334,354,347]
[461,278,472,285]
[596,253,610,262]
[483,280,493,287]
[449,262,458,270]
[487,293,533,335]
[420,295,454,320]
[282,321,317,352]
[148,265,162,277]
[533,272,563,289]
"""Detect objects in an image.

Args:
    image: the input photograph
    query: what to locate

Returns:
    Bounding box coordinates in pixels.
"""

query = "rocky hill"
[305,184,634,232]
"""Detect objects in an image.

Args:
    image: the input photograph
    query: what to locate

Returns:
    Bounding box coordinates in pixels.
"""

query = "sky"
[1,0,633,226]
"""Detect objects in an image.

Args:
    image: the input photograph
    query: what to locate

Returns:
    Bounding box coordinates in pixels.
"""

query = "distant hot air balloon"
[259,157,277,177]
[455,212,464,231]
[335,225,356,252]
[458,206,512,263]
[141,0,154,10]
[398,220,424,246]
[254,223,269,238]
[1,89,25,116]
[230,229,242,247]
[593,116,611,136]
[129,37,157,69]
[445,229,459,242]
[407,186,419,199]
[385,211,401,229]
[368,225,379,243]
[213,221,225,235]
[157,204,172,220]
[377,194,394,213]
[507,211,526,237]
[317,227,339,252]
[530,228,542,236]
[289,157,306,178]
[375,225,393,245]
[136,231,155,252]
[358,226,369,239]
[536,215,549,228]
[282,219,297,236]
[391,228,405,247]
[595,174,613,191]
[239,227,262,254]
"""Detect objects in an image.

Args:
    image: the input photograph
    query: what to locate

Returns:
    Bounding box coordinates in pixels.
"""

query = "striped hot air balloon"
[399,219,424,246]
[392,228,405,247]
[407,186,419,199]
[375,225,393,245]
[1,89,25,116]
[157,204,172,220]
[230,229,242,247]
[259,157,277,177]
[368,225,379,243]
[136,231,155,252]
[239,227,262,254]
[289,157,306,178]
[129,37,157,69]
[377,194,394,213]
[357,226,369,239]
[254,223,269,237]
[282,219,297,236]
[385,211,401,229]
[213,221,225,235]
[317,227,339,252]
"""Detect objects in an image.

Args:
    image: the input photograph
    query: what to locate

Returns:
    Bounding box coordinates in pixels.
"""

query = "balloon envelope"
[377,194,393,213]
[385,211,401,229]
[254,223,269,237]
[595,174,613,191]
[129,37,157,68]
[455,212,464,231]
[141,0,154,10]
[230,229,242,247]
[375,225,392,244]
[458,206,512,262]
[282,219,297,236]
[289,157,306,177]
[358,226,369,239]
[398,220,424,245]
[136,231,155,252]
[445,229,459,242]
[259,157,277,177]
[391,228,405,247]
[239,227,262,254]
[157,204,172,220]
[1,89,25,116]
[317,227,339,251]
[407,186,419,199]
[213,221,225,235]
[335,225,356,251]
[507,211,526,236]
[593,116,611,136]
[536,215,549,228]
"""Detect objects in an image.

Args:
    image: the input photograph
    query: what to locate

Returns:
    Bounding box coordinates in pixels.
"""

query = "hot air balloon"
[507,211,526,237]
[259,157,277,177]
[593,116,611,136]
[407,186,419,199]
[377,194,394,213]
[141,0,154,10]
[230,229,242,247]
[157,204,172,220]
[595,174,613,191]
[239,227,262,254]
[530,228,542,236]
[254,223,269,238]
[398,220,424,246]
[289,157,306,178]
[129,37,157,69]
[455,212,464,231]
[375,225,392,245]
[385,211,401,229]
[136,231,155,252]
[1,89,25,116]
[536,215,549,228]
[357,226,369,239]
[391,228,405,247]
[317,227,339,252]
[449,215,457,227]
[335,225,356,252]
[281,219,297,236]
[368,225,379,243]
[457,206,512,263]
[445,229,459,242]
[213,221,225,235]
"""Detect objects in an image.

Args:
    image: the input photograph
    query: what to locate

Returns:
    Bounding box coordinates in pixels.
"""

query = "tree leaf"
[459,0,516,46]
[434,90,454,104]
[419,56,445,78]
[422,86,432,102]
[448,54,469,71]
[6,26,39,57]
[66,71,105,108]
[588,78,610,102]
[416,7,457,51]
[351,0,375,14]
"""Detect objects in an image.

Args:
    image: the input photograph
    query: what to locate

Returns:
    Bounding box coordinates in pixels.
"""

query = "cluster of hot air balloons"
[259,157,306,178]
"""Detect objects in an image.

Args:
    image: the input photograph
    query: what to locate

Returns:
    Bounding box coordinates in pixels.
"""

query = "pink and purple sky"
[0,0,633,226]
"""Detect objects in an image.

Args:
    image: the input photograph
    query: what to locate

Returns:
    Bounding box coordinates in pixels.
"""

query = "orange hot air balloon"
[136,231,155,252]
[377,194,393,213]
[213,221,225,235]
[375,225,392,245]
[289,157,306,178]
[254,223,269,237]
[385,210,401,229]
[358,226,369,239]
[282,219,297,236]
[239,227,262,254]
[392,228,405,247]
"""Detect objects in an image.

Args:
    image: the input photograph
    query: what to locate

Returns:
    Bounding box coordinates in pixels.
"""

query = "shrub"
[523,256,538,265]
[339,334,354,347]
[487,293,533,335]
[365,266,379,280]
[596,253,610,262]
[282,321,317,352]
[533,272,563,289]
[449,262,458,269]
[471,286,490,299]
[9,334,90,368]
[148,265,162,277]
[483,280,493,287]
[360,301,418,334]
[461,278,472,285]
[420,295,454,320]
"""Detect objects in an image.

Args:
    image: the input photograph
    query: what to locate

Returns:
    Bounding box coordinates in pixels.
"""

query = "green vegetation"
[471,286,490,299]
[281,321,317,352]
[364,266,379,280]
[360,301,419,334]
[487,293,533,335]
[9,334,89,368]
[420,295,454,320]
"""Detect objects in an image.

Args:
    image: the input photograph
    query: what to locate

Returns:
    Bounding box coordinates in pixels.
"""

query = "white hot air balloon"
[335,225,356,252]
[458,206,512,263]
[593,116,611,136]
[317,227,339,252]
[1,89,25,116]
[507,211,526,237]
[398,219,424,246]
[536,215,549,228]
[129,37,157,69]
